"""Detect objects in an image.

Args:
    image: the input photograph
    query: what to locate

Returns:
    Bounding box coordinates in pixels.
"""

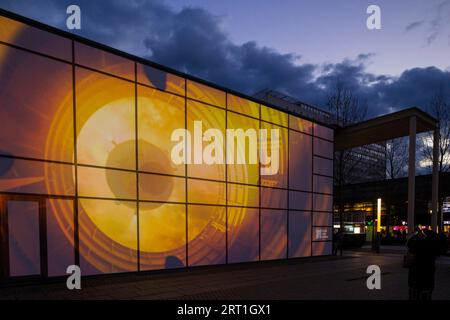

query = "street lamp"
[376,198,381,253]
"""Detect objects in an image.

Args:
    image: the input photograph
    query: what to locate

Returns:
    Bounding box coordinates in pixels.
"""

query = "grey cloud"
[405,20,424,32]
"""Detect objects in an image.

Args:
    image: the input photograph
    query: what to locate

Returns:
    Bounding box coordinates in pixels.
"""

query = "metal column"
[408,116,416,234]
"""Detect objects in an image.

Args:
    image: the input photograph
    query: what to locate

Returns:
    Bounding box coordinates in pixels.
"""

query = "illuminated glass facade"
[0,12,333,280]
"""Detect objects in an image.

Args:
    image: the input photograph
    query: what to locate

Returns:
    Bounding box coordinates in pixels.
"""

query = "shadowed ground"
[1,247,449,300]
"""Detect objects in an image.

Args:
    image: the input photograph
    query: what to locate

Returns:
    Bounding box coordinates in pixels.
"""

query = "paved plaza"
[1,247,449,300]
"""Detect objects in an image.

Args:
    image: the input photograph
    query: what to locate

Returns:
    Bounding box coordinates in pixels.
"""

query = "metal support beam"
[408,116,416,235]
[431,128,440,232]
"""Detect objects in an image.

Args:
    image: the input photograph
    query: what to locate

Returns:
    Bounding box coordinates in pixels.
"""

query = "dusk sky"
[1,0,449,117]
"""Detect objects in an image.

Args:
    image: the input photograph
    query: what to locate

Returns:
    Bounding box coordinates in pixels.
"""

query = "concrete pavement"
[1,249,449,300]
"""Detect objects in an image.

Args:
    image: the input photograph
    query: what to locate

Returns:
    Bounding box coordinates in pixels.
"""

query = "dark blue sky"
[1,0,449,117]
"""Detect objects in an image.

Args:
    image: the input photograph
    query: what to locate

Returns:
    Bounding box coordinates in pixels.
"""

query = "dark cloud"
[1,0,450,118]
[404,0,450,46]
[405,20,424,32]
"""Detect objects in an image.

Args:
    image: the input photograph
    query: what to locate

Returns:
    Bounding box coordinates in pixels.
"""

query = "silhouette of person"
[407,226,440,300]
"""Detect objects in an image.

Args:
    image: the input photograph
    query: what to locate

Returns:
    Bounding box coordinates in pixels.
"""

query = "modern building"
[338,172,450,235]
[0,9,442,285]
[0,10,334,282]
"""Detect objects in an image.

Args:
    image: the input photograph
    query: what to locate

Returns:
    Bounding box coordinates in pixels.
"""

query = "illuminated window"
[78,199,138,275]
[313,157,333,177]
[188,205,226,266]
[313,212,333,226]
[187,80,226,108]
[138,86,185,176]
[46,199,75,277]
[227,94,260,118]
[139,173,185,203]
[289,191,312,211]
[75,42,134,80]
[227,183,259,208]
[0,45,73,162]
[188,179,226,205]
[77,166,137,200]
[314,124,334,141]
[261,105,288,127]
[313,175,333,195]
[313,194,333,212]
[289,115,313,134]
[288,211,311,258]
[139,203,186,271]
[289,130,312,191]
[227,207,259,263]
[261,209,287,260]
[187,100,226,181]
[312,241,332,256]
[0,157,74,196]
[260,122,288,188]
[0,16,71,60]
[313,138,333,159]
[227,112,259,185]
[137,63,185,96]
[76,68,136,170]
[261,187,287,209]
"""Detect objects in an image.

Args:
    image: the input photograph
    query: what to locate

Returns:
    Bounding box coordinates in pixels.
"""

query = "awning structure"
[335,107,437,151]
[334,107,440,233]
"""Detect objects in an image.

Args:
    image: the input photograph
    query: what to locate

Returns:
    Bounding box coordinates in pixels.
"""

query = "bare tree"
[386,138,408,179]
[421,88,450,173]
[327,81,367,229]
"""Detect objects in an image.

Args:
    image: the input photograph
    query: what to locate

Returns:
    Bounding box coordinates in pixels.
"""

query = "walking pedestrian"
[407,226,440,300]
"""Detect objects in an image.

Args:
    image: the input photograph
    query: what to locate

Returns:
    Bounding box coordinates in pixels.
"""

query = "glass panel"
[8,201,40,276]
[261,105,288,127]
[227,183,259,208]
[289,191,312,211]
[260,122,288,188]
[261,209,287,260]
[75,42,134,80]
[288,211,311,258]
[187,80,226,108]
[313,157,333,177]
[78,199,137,275]
[139,203,186,271]
[76,68,135,170]
[227,94,259,118]
[0,45,73,162]
[187,100,226,181]
[187,179,226,205]
[227,207,259,263]
[227,112,259,185]
[313,212,333,226]
[313,175,333,195]
[138,86,185,176]
[188,205,226,266]
[313,227,332,241]
[314,124,334,141]
[139,173,185,203]
[0,157,75,196]
[46,199,74,277]
[289,115,313,134]
[313,194,333,212]
[312,241,332,256]
[313,138,333,159]
[0,16,71,60]
[261,187,287,209]
[137,64,185,96]
[137,86,185,176]
[77,166,137,200]
[289,130,312,191]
